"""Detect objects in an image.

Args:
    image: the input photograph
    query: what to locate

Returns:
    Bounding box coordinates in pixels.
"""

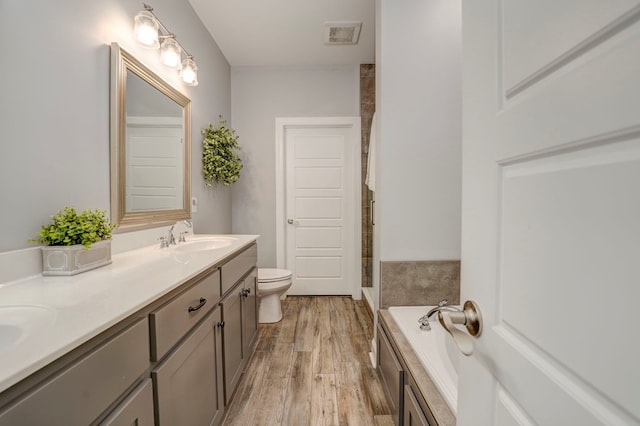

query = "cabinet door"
[153,308,224,426]
[403,385,430,426]
[221,287,244,405]
[241,269,258,357]
[100,379,154,426]
[0,319,149,426]
[377,324,403,425]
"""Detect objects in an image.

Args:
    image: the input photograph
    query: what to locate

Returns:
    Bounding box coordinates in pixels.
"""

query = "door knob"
[438,300,482,356]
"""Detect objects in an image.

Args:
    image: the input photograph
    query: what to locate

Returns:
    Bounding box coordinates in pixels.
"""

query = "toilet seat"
[258,268,292,283]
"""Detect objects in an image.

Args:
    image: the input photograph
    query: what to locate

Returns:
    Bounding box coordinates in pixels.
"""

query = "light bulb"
[180,57,198,86]
[161,37,182,69]
[134,10,159,49]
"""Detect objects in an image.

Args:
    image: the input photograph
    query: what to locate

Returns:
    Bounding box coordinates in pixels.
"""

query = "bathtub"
[387,306,460,415]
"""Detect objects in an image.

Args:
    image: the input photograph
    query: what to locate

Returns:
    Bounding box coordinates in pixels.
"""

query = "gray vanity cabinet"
[152,307,224,426]
[0,319,151,426]
[0,242,258,426]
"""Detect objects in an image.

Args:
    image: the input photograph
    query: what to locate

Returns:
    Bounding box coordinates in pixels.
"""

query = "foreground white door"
[276,118,361,297]
[460,2,640,425]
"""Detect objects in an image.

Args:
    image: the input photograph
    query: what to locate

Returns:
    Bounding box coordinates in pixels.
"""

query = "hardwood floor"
[223,296,393,426]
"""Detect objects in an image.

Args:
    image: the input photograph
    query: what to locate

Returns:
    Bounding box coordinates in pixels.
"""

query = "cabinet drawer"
[221,244,257,295]
[150,269,221,361]
[0,319,149,426]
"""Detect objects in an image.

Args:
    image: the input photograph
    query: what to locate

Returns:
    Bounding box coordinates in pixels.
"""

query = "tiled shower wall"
[360,64,375,288]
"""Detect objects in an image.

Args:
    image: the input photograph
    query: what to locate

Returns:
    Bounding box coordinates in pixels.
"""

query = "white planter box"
[41,240,112,276]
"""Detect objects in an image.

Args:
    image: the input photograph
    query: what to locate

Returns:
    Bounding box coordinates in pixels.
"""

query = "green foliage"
[31,207,116,248]
[202,115,243,187]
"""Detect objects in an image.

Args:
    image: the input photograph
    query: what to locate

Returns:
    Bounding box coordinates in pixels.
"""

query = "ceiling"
[188,0,375,67]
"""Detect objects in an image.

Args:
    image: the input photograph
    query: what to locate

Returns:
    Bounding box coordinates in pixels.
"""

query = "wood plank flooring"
[223,296,393,426]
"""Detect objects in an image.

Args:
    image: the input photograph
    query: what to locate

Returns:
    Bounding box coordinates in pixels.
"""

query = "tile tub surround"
[380,260,460,308]
[0,234,258,393]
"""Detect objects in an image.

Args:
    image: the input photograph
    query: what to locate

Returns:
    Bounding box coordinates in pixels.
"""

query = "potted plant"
[32,207,117,276]
[202,115,243,187]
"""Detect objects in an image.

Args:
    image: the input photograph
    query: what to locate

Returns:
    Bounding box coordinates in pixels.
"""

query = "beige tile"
[380,261,460,308]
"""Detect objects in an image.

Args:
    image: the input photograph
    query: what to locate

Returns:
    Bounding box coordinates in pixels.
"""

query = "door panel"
[126,119,183,211]
[460,1,640,425]
[285,126,355,295]
[296,227,342,248]
[502,0,640,93]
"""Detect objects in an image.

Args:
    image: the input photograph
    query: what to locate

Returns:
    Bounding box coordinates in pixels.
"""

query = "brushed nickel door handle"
[437,300,482,356]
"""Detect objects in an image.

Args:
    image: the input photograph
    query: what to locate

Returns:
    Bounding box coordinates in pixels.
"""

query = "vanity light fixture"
[180,56,198,86]
[133,3,198,86]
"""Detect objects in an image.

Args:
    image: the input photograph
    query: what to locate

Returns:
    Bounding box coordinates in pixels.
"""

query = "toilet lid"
[258,268,292,283]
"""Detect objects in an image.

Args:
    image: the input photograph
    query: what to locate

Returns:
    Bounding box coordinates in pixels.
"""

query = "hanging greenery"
[201,116,243,187]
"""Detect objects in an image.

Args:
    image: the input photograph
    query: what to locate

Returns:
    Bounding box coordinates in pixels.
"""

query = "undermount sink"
[0,305,57,353]
[174,237,237,253]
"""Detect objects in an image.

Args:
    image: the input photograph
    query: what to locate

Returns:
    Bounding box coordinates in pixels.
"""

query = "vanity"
[0,38,258,425]
[0,235,258,426]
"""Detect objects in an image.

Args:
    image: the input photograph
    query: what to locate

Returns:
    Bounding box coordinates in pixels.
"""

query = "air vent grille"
[324,21,362,45]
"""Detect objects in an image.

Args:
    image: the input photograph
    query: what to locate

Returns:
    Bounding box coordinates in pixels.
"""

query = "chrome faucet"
[167,224,177,246]
[418,300,461,330]
[163,220,193,248]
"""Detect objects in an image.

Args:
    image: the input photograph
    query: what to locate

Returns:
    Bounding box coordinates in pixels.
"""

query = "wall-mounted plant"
[31,207,116,249]
[202,115,243,187]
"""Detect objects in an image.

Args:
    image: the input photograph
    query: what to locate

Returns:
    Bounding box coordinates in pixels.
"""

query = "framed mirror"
[110,43,191,229]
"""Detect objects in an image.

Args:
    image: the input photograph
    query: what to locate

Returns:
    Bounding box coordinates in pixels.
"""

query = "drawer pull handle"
[217,321,225,328]
[188,297,207,312]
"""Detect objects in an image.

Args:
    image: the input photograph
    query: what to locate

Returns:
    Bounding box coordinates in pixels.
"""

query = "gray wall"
[0,0,231,252]
[230,66,359,267]
[376,0,462,262]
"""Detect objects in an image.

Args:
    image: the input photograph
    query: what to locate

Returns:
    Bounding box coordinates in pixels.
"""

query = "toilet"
[257,268,293,323]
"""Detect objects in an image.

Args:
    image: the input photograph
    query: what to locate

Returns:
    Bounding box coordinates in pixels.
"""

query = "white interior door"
[460,1,640,425]
[280,120,360,296]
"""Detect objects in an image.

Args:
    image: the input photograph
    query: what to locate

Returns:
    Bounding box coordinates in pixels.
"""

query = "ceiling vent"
[324,21,362,45]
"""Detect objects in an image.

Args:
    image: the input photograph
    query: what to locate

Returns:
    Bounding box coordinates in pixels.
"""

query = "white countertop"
[0,234,258,393]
